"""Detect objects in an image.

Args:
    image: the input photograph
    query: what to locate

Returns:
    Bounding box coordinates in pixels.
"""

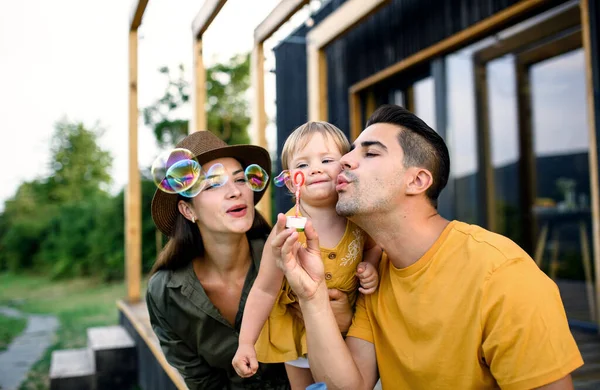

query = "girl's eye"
[322,159,334,164]
[296,163,308,169]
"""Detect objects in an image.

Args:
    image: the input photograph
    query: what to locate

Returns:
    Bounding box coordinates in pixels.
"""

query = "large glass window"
[413,77,436,129]
[487,55,523,246]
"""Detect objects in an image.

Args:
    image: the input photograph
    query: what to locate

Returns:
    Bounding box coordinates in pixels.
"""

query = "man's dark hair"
[366,104,450,208]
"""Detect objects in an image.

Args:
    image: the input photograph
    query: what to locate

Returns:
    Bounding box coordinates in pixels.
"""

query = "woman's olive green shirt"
[146,236,290,390]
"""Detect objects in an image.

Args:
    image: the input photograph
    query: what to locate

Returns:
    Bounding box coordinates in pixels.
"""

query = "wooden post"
[349,92,362,141]
[581,0,600,330]
[191,39,207,133]
[307,45,328,121]
[252,43,272,222]
[126,30,141,303]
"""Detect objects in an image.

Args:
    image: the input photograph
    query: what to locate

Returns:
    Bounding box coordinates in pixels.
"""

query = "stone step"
[49,348,95,390]
[87,325,137,389]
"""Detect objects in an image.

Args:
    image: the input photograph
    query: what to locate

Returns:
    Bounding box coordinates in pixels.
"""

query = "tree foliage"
[0,53,255,280]
[0,119,170,279]
[142,53,252,147]
[46,120,112,203]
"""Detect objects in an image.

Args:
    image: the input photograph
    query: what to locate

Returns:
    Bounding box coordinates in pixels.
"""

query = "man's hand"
[271,214,325,301]
[356,262,379,294]
[289,289,353,334]
[232,343,258,378]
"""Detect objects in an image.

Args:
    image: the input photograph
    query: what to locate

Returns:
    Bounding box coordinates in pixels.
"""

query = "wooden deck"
[118,299,600,389]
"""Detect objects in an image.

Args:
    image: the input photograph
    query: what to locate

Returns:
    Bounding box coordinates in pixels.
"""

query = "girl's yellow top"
[255,208,366,363]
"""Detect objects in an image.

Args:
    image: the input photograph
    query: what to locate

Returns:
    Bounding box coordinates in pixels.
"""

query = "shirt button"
[328,252,336,259]
[325,272,333,280]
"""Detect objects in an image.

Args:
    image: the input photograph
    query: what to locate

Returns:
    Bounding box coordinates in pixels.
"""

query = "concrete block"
[49,348,95,390]
[87,325,136,374]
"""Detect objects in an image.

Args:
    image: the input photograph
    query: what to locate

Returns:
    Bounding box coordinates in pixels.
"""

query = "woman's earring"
[192,217,196,223]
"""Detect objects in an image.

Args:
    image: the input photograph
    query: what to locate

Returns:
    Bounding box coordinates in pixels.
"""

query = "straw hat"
[151,131,271,236]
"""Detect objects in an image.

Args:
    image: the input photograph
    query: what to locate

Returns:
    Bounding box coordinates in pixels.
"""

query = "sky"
[0,0,318,209]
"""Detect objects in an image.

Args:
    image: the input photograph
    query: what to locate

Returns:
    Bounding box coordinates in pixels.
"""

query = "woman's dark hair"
[149,195,271,275]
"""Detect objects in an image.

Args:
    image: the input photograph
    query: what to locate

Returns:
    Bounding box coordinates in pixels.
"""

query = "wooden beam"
[252,43,272,222]
[307,46,328,121]
[190,39,207,133]
[127,30,142,303]
[517,28,582,65]
[349,91,362,141]
[192,0,227,39]
[581,0,600,330]
[254,0,308,44]
[474,3,580,64]
[349,0,548,94]
[129,0,149,31]
[307,0,389,49]
[473,61,495,231]
[365,89,376,117]
[514,59,536,254]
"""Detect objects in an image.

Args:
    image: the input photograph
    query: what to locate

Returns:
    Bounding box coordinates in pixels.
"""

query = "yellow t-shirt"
[347,220,583,389]
[255,208,367,363]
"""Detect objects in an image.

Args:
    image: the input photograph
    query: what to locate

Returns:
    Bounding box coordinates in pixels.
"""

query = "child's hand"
[232,343,259,378]
[356,261,379,294]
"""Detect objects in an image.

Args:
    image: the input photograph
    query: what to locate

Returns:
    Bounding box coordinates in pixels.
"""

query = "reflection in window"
[530,49,595,322]
[446,49,479,224]
[487,55,522,246]
[413,77,436,129]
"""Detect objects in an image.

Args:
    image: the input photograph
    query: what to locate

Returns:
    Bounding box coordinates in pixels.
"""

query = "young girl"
[232,122,382,389]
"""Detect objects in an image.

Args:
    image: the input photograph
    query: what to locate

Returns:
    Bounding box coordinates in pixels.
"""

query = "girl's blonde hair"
[281,121,351,169]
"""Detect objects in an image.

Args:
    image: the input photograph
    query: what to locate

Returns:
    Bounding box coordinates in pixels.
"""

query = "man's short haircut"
[366,104,450,208]
[281,121,351,170]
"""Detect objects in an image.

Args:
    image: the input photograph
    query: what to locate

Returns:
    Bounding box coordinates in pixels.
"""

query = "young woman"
[146,131,290,390]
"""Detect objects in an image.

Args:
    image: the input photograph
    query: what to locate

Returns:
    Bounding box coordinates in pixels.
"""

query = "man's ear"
[177,200,196,223]
[405,167,433,196]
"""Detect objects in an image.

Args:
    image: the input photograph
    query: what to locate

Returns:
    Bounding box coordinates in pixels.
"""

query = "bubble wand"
[273,170,307,231]
[293,171,305,218]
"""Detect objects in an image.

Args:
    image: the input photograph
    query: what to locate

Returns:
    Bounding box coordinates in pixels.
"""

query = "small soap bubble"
[274,170,290,187]
[245,164,269,191]
[166,159,201,193]
[151,148,200,194]
[180,163,228,197]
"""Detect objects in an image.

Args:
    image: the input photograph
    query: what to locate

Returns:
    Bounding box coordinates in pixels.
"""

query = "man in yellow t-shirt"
[270,104,583,389]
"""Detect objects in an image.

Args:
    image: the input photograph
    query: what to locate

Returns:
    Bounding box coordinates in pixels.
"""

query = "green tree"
[142,53,252,148]
[46,119,113,203]
[0,119,113,274]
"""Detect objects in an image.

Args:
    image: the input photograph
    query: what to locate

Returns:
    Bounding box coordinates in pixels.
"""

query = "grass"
[0,272,147,390]
[0,313,27,352]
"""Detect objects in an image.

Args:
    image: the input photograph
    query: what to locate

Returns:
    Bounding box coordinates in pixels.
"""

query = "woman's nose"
[224,179,242,198]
